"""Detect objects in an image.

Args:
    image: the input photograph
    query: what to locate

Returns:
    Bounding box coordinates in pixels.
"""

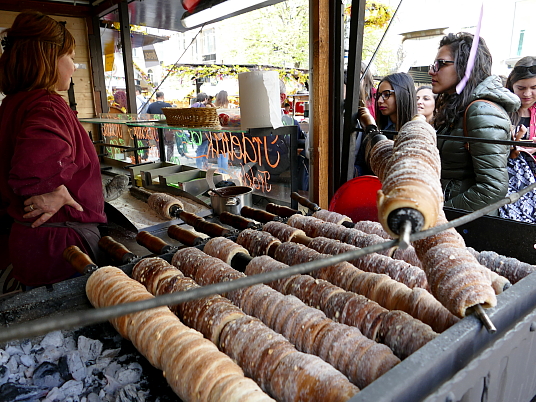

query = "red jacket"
[0,89,106,285]
[528,103,536,139]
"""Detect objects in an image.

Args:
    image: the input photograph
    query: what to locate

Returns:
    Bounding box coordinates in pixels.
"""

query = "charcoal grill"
[2,205,536,402]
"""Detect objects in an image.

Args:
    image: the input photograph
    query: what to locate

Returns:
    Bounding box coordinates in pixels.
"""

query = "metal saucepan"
[209,186,253,215]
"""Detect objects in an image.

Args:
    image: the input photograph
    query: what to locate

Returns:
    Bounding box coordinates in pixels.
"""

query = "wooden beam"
[328,1,345,199]
[341,0,366,183]
[87,14,108,114]
[118,0,136,114]
[0,0,90,17]
[310,0,330,209]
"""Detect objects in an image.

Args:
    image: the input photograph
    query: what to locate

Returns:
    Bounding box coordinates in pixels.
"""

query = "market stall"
[2,1,536,402]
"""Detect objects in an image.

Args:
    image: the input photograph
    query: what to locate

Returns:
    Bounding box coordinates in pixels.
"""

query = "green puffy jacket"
[437,75,521,213]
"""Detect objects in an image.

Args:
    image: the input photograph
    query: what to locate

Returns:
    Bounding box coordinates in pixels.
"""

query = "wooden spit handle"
[63,245,98,275]
[293,233,312,247]
[266,203,302,218]
[179,211,203,226]
[290,192,321,212]
[136,231,174,255]
[240,206,277,223]
[219,211,256,230]
[194,220,230,237]
[168,225,204,246]
[129,186,153,202]
[98,236,137,264]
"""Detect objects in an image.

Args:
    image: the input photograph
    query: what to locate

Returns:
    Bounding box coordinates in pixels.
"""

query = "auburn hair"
[0,11,76,95]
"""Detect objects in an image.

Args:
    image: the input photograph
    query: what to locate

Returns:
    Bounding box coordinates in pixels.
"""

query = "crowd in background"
[357,32,536,224]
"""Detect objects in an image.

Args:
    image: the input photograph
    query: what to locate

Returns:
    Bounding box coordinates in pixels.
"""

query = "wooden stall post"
[310,0,331,209]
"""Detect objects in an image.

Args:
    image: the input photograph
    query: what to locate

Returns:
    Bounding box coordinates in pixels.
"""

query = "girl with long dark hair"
[374,72,417,131]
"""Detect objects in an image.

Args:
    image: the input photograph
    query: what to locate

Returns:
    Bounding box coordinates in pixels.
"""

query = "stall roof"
[0,0,286,32]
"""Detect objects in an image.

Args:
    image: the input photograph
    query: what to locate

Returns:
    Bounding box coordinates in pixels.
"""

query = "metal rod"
[367,128,536,147]
[3,183,534,342]
[0,239,399,343]
[472,304,497,333]
[398,219,412,250]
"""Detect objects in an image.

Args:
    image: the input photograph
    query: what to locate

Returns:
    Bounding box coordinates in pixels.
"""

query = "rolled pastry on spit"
[86,267,273,402]
[171,246,396,388]
[270,242,457,334]
[468,248,535,285]
[237,228,282,257]
[262,221,306,243]
[367,138,394,182]
[287,214,422,267]
[246,255,437,359]
[308,236,429,291]
[353,220,391,239]
[372,118,443,237]
[413,212,510,297]
[203,237,249,265]
[147,192,184,220]
[312,210,353,225]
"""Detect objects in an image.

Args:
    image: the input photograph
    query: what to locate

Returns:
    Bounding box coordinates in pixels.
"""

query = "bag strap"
[462,99,505,151]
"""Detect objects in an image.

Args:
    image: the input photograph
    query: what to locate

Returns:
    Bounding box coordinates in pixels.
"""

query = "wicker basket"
[161,107,222,129]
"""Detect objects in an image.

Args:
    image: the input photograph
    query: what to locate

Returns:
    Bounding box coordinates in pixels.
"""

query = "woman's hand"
[23,185,83,228]
[513,124,528,141]
[513,124,536,155]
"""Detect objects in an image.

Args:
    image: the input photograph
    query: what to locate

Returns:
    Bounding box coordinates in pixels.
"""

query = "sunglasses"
[429,59,455,73]
[513,65,536,74]
[375,89,395,101]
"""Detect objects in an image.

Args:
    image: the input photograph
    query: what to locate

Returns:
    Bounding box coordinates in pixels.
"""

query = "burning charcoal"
[40,331,65,349]
[58,379,84,399]
[6,355,18,373]
[23,366,35,383]
[101,349,120,360]
[67,351,86,381]
[87,392,101,402]
[20,340,32,356]
[116,363,142,386]
[33,362,65,390]
[104,361,121,379]
[0,382,48,401]
[58,355,71,381]
[42,387,65,402]
[37,346,66,365]
[19,354,35,368]
[116,383,147,402]
[0,365,9,386]
[6,345,24,356]
[78,336,103,364]
[104,373,123,396]
[0,349,8,365]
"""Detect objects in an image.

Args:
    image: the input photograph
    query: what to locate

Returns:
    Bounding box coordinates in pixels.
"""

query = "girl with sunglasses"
[498,56,536,223]
[430,32,520,214]
[374,72,417,131]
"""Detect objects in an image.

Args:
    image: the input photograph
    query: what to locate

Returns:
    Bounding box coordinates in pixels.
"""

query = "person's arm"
[446,102,510,210]
[9,97,87,224]
[23,185,83,228]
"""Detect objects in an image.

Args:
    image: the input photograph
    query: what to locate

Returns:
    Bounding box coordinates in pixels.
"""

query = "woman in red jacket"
[0,11,107,288]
